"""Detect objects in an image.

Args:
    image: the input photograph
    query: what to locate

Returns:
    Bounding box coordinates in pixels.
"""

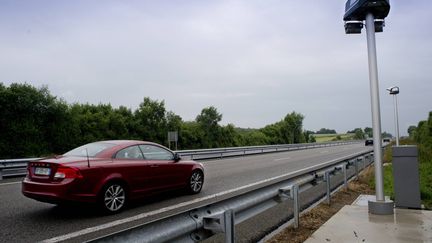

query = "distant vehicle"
[383,138,391,143]
[22,140,204,213]
[365,139,373,146]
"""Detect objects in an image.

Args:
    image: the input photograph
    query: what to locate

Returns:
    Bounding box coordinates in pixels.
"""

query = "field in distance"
[312,133,355,143]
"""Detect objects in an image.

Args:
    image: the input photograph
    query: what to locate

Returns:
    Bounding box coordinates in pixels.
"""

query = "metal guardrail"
[0,141,360,180]
[176,141,359,160]
[0,158,40,180]
[90,149,374,243]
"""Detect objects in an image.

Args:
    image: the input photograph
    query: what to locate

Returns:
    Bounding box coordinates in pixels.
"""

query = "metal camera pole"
[365,13,393,214]
[393,93,400,146]
[343,0,393,215]
[365,13,385,202]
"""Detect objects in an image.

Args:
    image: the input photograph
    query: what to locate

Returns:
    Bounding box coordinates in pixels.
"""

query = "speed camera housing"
[344,0,390,21]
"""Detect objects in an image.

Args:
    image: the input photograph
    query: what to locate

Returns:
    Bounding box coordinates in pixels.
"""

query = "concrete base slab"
[353,194,390,206]
[368,199,394,215]
[304,197,432,243]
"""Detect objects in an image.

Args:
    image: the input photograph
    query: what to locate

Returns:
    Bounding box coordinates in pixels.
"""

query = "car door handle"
[150,164,159,168]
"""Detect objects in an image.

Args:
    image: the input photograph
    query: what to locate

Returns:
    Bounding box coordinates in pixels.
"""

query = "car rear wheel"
[100,183,127,213]
[188,170,204,194]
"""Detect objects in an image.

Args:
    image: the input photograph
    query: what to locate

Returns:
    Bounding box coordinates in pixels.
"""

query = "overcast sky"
[1,1,431,135]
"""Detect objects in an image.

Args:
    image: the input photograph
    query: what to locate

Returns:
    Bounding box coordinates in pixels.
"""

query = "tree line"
[0,83,315,159]
[346,127,392,140]
[409,112,432,164]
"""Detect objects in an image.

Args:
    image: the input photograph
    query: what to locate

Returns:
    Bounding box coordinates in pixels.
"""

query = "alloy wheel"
[104,184,126,212]
[190,171,203,193]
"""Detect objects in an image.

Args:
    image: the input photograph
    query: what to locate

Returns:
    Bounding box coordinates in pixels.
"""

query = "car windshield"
[64,142,116,157]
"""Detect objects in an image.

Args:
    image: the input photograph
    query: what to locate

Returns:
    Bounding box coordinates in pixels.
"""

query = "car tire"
[188,170,204,194]
[99,182,127,213]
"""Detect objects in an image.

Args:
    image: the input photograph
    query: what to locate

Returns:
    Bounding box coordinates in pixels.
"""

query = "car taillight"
[54,166,83,179]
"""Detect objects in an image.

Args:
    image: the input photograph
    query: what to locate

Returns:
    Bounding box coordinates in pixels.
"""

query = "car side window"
[115,145,144,160]
[139,145,174,161]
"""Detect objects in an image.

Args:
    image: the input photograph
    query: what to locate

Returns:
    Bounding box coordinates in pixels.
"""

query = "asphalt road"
[0,143,372,243]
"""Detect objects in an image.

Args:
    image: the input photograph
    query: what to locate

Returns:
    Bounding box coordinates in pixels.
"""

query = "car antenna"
[86,148,90,167]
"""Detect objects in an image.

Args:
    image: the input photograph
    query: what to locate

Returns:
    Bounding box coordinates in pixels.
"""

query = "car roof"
[93,140,169,158]
[98,140,147,146]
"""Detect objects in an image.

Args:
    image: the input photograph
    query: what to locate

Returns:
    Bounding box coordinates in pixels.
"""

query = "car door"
[113,145,151,196]
[139,144,187,191]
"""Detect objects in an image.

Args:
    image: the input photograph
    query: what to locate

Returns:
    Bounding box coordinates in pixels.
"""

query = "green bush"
[419,162,432,209]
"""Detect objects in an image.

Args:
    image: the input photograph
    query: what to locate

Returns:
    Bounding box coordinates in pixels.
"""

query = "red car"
[22,140,204,213]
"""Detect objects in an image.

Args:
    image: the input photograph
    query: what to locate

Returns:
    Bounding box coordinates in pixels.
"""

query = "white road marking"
[320,150,329,154]
[274,157,291,161]
[0,181,21,186]
[41,151,368,243]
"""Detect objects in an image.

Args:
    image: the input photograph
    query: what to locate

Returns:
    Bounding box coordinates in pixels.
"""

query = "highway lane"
[0,143,371,243]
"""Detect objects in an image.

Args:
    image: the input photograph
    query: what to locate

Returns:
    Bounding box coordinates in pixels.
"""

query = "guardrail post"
[291,184,300,228]
[356,157,362,172]
[224,209,235,243]
[203,209,235,243]
[354,159,359,180]
[0,169,3,180]
[325,171,331,205]
[343,163,348,190]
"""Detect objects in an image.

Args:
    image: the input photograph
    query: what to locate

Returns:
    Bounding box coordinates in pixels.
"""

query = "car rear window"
[64,142,117,157]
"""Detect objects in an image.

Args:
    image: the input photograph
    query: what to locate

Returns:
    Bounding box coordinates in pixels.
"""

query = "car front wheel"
[188,170,204,194]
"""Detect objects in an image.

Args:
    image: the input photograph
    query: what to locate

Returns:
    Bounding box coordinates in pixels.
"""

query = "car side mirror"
[174,153,181,162]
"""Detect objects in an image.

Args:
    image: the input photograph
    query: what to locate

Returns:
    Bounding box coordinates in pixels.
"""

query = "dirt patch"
[266,166,375,243]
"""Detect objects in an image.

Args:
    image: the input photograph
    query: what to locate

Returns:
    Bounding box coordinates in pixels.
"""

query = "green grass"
[312,133,355,143]
[368,164,394,199]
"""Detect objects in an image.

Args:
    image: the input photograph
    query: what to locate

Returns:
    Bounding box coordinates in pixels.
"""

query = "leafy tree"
[115,106,139,139]
[196,106,222,127]
[261,112,305,144]
[408,125,417,138]
[0,83,66,158]
[304,130,315,143]
[282,112,305,143]
[413,112,432,162]
[238,130,269,146]
[135,98,167,144]
[179,121,204,149]
[261,123,284,144]
[364,127,373,138]
[220,124,238,147]
[196,106,222,148]
[353,128,365,139]
[166,111,182,132]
